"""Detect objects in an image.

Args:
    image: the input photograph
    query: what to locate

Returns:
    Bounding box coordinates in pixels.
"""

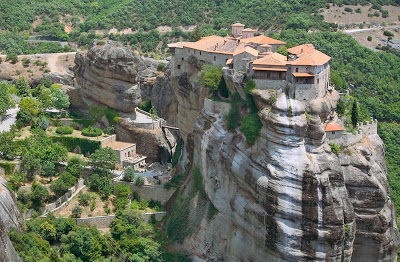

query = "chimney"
[231,23,245,37]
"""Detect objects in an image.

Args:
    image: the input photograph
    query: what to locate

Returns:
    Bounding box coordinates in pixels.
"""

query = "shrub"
[56,126,73,134]
[41,161,56,177]
[344,7,353,12]
[38,117,49,130]
[329,143,341,156]
[123,166,136,182]
[138,99,152,112]
[78,192,92,206]
[6,54,18,64]
[114,184,132,198]
[114,197,129,211]
[71,205,82,218]
[240,113,262,145]
[51,136,101,155]
[82,127,102,137]
[135,175,145,186]
[171,138,183,167]
[355,8,361,13]
[157,62,165,71]
[383,30,394,37]
[367,36,372,41]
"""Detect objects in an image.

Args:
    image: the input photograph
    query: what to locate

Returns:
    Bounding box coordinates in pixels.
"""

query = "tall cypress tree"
[351,99,358,128]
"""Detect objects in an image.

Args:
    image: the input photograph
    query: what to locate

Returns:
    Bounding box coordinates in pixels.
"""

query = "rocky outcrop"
[140,63,178,125]
[167,67,399,260]
[73,40,150,113]
[0,176,23,262]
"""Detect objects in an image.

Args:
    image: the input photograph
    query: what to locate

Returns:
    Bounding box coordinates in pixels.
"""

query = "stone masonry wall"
[23,180,85,218]
[113,181,176,205]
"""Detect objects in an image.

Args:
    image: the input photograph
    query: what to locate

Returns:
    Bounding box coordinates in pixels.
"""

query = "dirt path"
[46,52,76,74]
[343,25,400,34]
[0,52,76,82]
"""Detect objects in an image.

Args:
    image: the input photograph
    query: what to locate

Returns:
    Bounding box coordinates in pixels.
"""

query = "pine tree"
[351,99,358,128]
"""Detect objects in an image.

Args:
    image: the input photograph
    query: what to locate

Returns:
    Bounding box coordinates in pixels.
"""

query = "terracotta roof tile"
[185,35,245,54]
[242,28,255,32]
[233,46,259,57]
[292,73,315,77]
[241,35,286,45]
[287,44,331,66]
[226,58,233,65]
[253,67,287,71]
[252,53,287,66]
[325,123,344,132]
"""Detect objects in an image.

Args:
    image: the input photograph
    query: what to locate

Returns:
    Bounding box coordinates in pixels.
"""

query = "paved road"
[343,25,400,34]
[0,107,19,133]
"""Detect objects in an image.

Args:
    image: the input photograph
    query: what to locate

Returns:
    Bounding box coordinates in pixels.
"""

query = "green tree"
[60,227,102,261]
[31,183,50,207]
[114,183,133,198]
[189,25,203,42]
[15,76,30,97]
[38,88,53,109]
[39,221,57,242]
[135,175,145,187]
[65,157,83,179]
[89,147,119,176]
[0,130,16,160]
[122,166,136,182]
[41,161,56,177]
[6,54,18,64]
[19,97,39,116]
[351,99,359,128]
[336,99,345,116]
[52,89,70,109]
[38,116,49,130]
[0,81,14,117]
[198,65,223,95]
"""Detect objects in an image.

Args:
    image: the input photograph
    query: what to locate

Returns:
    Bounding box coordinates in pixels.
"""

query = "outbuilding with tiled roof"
[325,123,345,140]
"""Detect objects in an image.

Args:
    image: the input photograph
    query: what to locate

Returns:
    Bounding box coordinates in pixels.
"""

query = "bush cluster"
[81,127,103,137]
[56,126,73,135]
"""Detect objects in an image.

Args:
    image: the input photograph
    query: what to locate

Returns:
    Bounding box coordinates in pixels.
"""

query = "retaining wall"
[57,212,166,228]
[23,180,85,218]
[98,135,117,147]
[203,98,231,115]
[113,180,176,205]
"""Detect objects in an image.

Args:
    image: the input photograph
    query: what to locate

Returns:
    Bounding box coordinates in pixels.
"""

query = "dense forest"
[0,0,398,37]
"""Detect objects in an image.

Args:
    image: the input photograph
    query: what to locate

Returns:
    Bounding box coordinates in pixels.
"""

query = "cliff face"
[73,40,149,113]
[167,66,399,261]
[0,176,23,262]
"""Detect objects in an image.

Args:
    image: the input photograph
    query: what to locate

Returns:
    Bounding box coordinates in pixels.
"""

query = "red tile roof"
[252,53,287,66]
[287,44,331,66]
[253,67,287,71]
[233,46,259,57]
[292,73,315,77]
[241,35,286,45]
[325,123,344,132]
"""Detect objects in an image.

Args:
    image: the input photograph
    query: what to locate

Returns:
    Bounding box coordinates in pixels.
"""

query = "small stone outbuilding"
[325,123,344,140]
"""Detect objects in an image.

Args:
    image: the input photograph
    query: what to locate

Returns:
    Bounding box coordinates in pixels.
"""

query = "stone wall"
[329,118,378,147]
[59,212,166,228]
[23,180,85,218]
[254,79,286,91]
[99,135,117,147]
[357,118,378,135]
[113,181,176,205]
[203,98,231,115]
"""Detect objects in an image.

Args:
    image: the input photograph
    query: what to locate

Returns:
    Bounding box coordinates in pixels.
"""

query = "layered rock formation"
[166,64,399,261]
[0,176,23,262]
[73,40,148,113]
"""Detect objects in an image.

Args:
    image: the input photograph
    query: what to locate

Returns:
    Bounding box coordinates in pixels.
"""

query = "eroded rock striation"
[73,40,148,113]
[0,176,23,262]
[166,64,399,261]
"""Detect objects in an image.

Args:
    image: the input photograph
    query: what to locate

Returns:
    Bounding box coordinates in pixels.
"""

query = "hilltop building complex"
[168,23,331,105]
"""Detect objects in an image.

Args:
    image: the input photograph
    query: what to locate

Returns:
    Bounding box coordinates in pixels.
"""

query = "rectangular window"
[182,57,184,61]
[279,72,282,79]
[267,73,271,79]
[296,68,299,72]
[214,56,216,61]
[177,65,181,69]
